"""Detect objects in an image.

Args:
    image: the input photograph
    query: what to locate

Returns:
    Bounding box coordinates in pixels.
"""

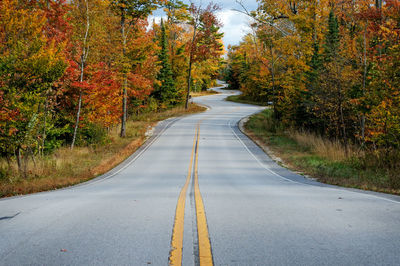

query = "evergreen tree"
[299,41,323,129]
[308,42,323,84]
[153,19,178,106]
[323,10,340,62]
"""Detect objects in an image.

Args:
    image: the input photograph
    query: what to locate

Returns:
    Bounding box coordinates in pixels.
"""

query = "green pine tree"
[300,40,324,130]
[307,41,323,86]
[153,19,178,106]
[323,10,340,62]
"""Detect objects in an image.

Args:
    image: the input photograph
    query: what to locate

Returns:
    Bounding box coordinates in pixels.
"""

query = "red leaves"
[128,73,153,100]
[0,91,20,136]
[187,3,223,63]
[84,64,122,127]
[42,0,72,46]
[71,81,93,91]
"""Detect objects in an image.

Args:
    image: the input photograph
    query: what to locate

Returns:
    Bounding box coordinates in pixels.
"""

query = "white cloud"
[187,0,257,46]
[186,0,258,11]
[148,15,168,26]
[216,9,253,47]
[151,1,258,47]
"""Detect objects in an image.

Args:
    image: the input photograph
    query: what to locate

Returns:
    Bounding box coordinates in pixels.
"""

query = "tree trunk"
[312,0,317,43]
[5,153,11,168]
[361,115,366,147]
[375,0,382,9]
[375,0,383,56]
[23,149,28,178]
[340,102,347,148]
[16,147,22,175]
[185,56,193,109]
[185,24,197,110]
[338,83,348,155]
[71,91,83,149]
[120,78,127,137]
[120,9,127,137]
[361,24,368,147]
[42,96,48,155]
[71,0,90,148]
[269,41,278,119]
[29,147,36,167]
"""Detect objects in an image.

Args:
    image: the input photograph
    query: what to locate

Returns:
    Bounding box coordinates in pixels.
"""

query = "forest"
[1,0,399,195]
[225,0,400,189]
[0,0,223,183]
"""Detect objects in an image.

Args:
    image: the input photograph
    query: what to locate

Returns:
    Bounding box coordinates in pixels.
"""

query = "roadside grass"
[226,95,267,106]
[190,90,219,97]
[244,109,400,195]
[219,85,234,90]
[0,104,205,198]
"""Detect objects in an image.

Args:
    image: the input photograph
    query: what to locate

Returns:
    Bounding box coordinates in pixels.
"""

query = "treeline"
[225,1,399,155]
[0,0,223,175]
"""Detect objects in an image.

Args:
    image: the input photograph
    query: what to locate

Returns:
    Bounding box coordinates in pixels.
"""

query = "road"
[1,87,400,266]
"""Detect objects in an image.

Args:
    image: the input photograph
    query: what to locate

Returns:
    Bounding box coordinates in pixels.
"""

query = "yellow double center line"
[169,124,213,266]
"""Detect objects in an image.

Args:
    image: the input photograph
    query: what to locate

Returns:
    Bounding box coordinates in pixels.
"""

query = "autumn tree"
[125,19,158,114]
[110,0,160,137]
[0,0,66,175]
[164,0,188,65]
[163,0,188,101]
[0,0,223,181]
[26,0,73,155]
[70,0,91,149]
[227,0,399,162]
[366,0,400,149]
[185,3,223,109]
[85,64,121,128]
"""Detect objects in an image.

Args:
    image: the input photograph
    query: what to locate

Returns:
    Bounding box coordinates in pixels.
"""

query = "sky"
[151,0,259,48]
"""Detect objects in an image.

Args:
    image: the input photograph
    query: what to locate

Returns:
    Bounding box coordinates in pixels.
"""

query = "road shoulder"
[234,113,400,204]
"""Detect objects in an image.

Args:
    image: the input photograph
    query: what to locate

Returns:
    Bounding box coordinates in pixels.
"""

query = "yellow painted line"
[169,128,198,266]
[194,125,214,266]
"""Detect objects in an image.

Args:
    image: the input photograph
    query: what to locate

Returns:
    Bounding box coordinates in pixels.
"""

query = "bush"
[247,109,285,134]
[362,150,400,189]
[43,124,70,153]
[76,123,108,147]
[0,167,7,180]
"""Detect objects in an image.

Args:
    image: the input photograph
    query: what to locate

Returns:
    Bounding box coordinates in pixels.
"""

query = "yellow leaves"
[0,0,47,57]
[366,97,400,144]
[1,0,66,78]
[228,0,400,150]
[191,58,220,91]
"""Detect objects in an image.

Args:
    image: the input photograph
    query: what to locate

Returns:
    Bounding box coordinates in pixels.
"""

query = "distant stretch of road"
[1,86,400,266]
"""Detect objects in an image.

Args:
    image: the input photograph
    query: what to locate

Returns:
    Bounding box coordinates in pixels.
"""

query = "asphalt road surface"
[1,87,400,266]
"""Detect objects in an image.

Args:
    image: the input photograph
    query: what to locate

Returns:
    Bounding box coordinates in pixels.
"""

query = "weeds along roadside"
[226,95,268,107]
[0,104,205,198]
[243,108,400,196]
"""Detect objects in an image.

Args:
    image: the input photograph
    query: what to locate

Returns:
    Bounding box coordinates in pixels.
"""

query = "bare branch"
[233,0,291,37]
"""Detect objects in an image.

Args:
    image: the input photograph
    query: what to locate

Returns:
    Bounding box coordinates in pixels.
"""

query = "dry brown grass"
[288,130,359,161]
[244,109,400,195]
[0,103,205,198]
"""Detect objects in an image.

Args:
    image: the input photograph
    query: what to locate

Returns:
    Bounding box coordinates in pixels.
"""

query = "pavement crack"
[0,212,20,221]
